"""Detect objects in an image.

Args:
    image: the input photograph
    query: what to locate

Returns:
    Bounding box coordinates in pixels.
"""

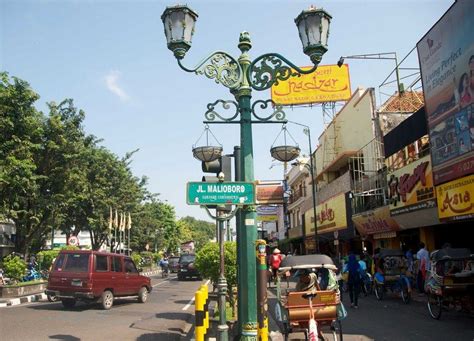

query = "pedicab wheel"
[401,285,411,304]
[428,294,442,320]
[374,284,384,300]
[331,320,343,341]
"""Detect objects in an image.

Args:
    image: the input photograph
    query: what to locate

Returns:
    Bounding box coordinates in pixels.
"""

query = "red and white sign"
[68,236,79,246]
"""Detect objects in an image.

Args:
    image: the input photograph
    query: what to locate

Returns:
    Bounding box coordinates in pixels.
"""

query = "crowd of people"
[266,241,467,310]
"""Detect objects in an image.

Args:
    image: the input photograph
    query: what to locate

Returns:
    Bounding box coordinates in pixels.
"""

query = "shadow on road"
[49,334,81,341]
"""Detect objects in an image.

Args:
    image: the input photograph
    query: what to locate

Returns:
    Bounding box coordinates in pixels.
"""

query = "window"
[54,254,65,271]
[124,258,138,274]
[112,256,122,272]
[63,254,90,272]
[95,255,108,272]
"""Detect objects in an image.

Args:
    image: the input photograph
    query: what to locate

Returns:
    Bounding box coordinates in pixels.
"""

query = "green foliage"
[178,216,215,251]
[152,252,161,263]
[60,245,79,251]
[195,241,237,289]
[36,250,60,270]
[131,252,142,267]
[140,251,153,266]
[3,255,27,281]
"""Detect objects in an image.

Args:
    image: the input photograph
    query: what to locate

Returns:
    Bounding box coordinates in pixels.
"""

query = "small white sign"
[245,219,255,226]
[334,230,339,239]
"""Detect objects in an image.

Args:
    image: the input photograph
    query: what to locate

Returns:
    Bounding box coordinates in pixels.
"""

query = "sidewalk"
[0,293,47,308]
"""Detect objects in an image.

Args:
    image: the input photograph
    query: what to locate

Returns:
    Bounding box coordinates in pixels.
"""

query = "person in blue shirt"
[347,252,361,308]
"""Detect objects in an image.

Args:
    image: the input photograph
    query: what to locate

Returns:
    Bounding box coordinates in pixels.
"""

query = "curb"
[0,293,47,308]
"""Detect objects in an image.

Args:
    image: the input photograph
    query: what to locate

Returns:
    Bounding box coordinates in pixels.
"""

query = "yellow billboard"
[305,192,347,234]
[387,155,436,215]
[436,174,474,221]
[271,64,351,105]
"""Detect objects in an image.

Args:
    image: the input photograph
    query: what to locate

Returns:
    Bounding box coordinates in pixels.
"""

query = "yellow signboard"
[352,206,400,236]
[387,155,436,215]
[271,64,351,105]
[436,174,474,221]
[257,215,278,222]
[305,192,347,234]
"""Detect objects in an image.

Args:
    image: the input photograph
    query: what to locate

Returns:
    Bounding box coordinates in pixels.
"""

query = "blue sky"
[1,0,453,222]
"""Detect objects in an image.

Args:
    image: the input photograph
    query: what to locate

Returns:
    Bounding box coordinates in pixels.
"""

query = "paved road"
[0,273,207,341]
[267,285,474,341]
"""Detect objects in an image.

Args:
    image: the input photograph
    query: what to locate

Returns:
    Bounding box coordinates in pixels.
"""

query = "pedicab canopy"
[431,248,474,262]
[278,254,337,271]
[377,249,404,259]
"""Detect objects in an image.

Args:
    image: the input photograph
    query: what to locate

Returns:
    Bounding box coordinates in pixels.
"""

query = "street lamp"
[287,121,319,253]
[337,52,404,94]
[161,5,331,339]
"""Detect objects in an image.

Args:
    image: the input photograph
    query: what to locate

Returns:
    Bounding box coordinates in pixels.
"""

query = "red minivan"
[45,250,152,310]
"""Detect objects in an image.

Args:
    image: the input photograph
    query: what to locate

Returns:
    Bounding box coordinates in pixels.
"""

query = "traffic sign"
[68,236,78,246]
[187,182,255,205]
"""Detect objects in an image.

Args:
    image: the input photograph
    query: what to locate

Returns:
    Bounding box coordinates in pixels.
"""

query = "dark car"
[177,253,201,280]
[45,250,152,310]
[169,256,180,273]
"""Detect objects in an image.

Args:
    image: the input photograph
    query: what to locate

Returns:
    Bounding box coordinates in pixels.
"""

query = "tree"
[178,216,215,250]
[195,241,238,316]
[0,72,44,257]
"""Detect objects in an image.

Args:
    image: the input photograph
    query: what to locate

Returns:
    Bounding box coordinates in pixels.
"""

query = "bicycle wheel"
[374,284,384,300]
[401,284,411,304]
[331,320,343,341]
[428,294,442,320]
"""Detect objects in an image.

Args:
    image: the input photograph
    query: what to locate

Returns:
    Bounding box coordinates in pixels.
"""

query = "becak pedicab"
[425,247,474,319]
[373,249,412,303]
[274,254,345,341]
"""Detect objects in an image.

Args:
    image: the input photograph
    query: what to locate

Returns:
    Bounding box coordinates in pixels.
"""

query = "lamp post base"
[217,276,229,341]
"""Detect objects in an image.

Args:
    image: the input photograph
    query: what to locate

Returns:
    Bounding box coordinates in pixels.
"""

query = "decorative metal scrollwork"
[178,51,242,89]
[205,99,239,122]
[251,99,286,122]
[248,53,317,91]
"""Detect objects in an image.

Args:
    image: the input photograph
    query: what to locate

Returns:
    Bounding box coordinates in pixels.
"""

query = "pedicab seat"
[285,290,337,323]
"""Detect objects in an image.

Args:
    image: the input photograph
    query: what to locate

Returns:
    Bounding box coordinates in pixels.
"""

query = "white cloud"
[104,70,130,101]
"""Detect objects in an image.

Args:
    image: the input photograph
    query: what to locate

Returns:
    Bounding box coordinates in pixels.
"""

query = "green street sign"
[187,182,255,205]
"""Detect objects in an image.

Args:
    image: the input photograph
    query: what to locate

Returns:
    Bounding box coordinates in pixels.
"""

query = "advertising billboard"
[436,174,474,221]
[271,64,351,105]
[304,192,348,235]
[417,0,474,185]
[256,205,279,222]
[387,155,437,216]
[352,206,400,236]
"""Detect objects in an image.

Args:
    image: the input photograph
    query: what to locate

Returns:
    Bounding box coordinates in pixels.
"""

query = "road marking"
[152,279,170,287]
[182,279,210,311]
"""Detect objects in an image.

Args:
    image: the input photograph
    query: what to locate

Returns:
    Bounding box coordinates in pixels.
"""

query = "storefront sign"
[417,0,474,185]
[352,206,400,236]
[271,64,352,105]
[305,193,347,234]
[288,226,303,239]
[436,174,474,221]
[388,155,437,215]
[256,205,279,221]
[304,236,316,253]
[256,182,284,205]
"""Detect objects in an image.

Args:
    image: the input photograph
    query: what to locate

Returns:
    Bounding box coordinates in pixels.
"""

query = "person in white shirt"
[416,242,430,293]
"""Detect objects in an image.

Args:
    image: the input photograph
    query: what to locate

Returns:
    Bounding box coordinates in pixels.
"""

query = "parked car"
[177,253,201,280]
[45,250,152,310]
[169,256,180,273]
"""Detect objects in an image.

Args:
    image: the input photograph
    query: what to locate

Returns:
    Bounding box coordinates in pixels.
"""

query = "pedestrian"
[405,247,414,274]
[416,242,430,294]
[270,248,283,286]
[347,252,361,308]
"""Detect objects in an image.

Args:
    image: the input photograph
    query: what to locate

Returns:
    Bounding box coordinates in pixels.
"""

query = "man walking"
[416,242,429,294]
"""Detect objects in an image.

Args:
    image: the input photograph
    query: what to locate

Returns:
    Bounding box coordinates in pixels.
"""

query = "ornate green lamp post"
[161,5,331,339]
